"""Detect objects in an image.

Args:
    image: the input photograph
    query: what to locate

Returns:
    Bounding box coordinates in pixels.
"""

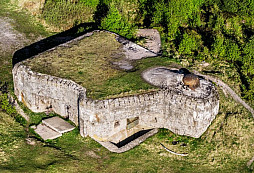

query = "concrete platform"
[34,124,62,140]
[42,116,75,133]
[96,128,158,153]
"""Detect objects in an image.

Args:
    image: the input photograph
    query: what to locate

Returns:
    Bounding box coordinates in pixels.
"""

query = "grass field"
[0,0,254,172]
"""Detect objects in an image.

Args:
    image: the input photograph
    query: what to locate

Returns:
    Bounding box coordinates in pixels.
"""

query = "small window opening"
[114,121,120,128]
[127,117,139,130]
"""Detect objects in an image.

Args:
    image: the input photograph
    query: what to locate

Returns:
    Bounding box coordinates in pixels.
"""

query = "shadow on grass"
[12,22,98,66]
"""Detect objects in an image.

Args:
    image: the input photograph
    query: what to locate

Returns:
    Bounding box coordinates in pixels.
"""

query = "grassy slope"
[0,0,253,172]
[1,97,254,173]
[0,0,49,89]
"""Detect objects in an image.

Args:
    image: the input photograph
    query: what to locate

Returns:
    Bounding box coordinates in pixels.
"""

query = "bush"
[151,0,205,40]
[0,93,16,115]
[242,36,254,75]
[224,39,241,61]
[100,2,135,39]
[178,31,202,55]
[212,0,254,16]
[79,0,100,8]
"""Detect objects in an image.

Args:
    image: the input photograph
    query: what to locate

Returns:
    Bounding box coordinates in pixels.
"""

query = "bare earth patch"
[0,17,28,55]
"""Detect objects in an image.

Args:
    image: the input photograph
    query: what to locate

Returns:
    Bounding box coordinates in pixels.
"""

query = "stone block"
[42,116,75,133]
[34,124,62,140]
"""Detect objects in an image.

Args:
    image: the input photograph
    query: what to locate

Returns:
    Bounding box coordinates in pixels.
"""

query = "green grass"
[42,0,96,31]
[0,0,50,91]
[24,31,179,99]
[1,94,254,172]
[0,1,254,172]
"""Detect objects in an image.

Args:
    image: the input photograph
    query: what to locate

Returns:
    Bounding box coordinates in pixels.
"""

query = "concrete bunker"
[12,30,219,153]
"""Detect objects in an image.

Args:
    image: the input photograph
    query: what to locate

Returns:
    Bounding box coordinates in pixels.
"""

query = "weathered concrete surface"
[12,63,86,125]
[136,29,161,54]
[118,37,157,60]
[110,30,158,70]
[96,129,158,153]
[42,116,75,133]
[142,67,214,99]
[34,124,62,140]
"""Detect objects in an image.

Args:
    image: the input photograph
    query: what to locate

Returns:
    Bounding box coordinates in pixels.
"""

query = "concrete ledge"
[95,128,158,153]
[42,116,75,134]
[34,124,62,140]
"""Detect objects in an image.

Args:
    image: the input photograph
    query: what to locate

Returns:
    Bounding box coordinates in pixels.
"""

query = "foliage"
[212,0,254,16]
[150,0,205,40]
[100,2,135,39]
[242,36,254,100]
[0,92,26,126]
[79,0,100,8]
[178,31,202,55]
[42,0,96,31]
[0,93,16,115]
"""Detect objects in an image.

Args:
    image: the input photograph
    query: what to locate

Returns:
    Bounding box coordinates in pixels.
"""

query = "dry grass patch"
[25,31,124,98]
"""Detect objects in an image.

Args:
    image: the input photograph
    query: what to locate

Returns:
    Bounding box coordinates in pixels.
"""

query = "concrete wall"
[79,88,219,141]
[12,63,86,125]
[13,62,219,143]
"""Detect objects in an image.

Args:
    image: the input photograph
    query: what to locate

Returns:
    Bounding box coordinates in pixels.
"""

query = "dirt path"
[194,71,254,118]
[0,17,28,56]
[0,16,31,121]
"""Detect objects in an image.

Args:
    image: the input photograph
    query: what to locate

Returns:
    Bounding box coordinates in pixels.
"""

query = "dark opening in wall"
[127,117,139,130]
[110,129,152,148]
[114,121,120,128]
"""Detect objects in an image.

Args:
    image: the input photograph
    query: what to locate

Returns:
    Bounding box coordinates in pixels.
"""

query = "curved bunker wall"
[12,63,86,125]
[13,63,219,141]
[12,31,219,152]
[79,84,219,141]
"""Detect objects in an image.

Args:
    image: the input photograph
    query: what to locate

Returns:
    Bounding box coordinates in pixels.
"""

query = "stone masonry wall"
[13,62,219,144]
[79,88,219,141]
[12,62,86,125]
[13,62,219,142]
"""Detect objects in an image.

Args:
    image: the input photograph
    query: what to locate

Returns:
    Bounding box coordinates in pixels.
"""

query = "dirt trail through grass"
[0,17,28,55]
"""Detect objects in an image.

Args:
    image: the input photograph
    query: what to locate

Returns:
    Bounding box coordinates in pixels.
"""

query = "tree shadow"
[13,0,111,66]
[12,22,98,66]
[93,0,109,26]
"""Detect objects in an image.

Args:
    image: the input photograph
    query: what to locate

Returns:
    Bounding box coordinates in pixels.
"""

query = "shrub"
[79,0,100,8]
[178,31,202,55]
[212,0,254,16]
[211,35,226,58]
[0,93,16,115]
[100,2,135,39]
[224,39,241,61]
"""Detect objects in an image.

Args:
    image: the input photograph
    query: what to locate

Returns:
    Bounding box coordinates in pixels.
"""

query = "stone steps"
[34,116,75,140]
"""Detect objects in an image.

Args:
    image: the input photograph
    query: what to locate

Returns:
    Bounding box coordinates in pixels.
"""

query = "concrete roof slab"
[35,124,62,140]
[42,116,75,134]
